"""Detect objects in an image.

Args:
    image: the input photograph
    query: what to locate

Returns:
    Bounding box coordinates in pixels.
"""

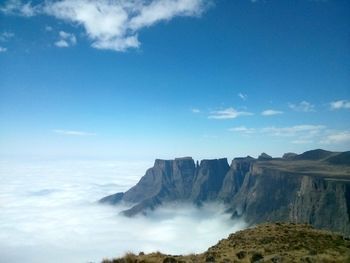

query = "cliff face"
[190,158,230,203]
[100,149,350,236]
[290,176,350,235]
[100,157,229,216]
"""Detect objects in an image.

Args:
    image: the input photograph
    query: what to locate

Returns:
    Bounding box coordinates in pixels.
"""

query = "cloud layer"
[0,159,245,263]
[1,0,209,51]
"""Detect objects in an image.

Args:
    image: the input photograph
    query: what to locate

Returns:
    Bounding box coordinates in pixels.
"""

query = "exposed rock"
[258,152,272,160]
[282,152,297,159]
[218,156,254,202]
[100,157,230,216]
[99,192,124,205]
[190,158,230,203]
[100,149,350,236]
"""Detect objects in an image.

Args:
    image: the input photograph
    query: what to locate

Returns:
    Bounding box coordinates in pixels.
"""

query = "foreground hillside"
[102,223,350,263]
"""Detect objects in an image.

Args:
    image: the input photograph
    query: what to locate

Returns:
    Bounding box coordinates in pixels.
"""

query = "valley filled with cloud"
[0,159,246,263]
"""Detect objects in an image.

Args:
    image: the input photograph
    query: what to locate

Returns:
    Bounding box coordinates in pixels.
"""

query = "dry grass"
[102,223,350,263]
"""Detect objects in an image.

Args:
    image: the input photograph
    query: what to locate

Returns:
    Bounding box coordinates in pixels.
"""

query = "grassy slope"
[102,223,350,263]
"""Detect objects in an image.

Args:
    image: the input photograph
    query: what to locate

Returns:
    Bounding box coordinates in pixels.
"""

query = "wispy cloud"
[0,31,14,41]
[1,0,210,52]
[321,131,350,144]
[209,107,253,120]
[229,124,330,146]
[45,25,53,32]
[329,100,350,110]
[229,124,350,146]
[0,46,7,52]
[55,31,77,48]
[288,101,315,112]
[261,109,283,116]
[291,139,313,144]
[261,125,325,137]
[53,129,96,136]
[228,126,255,134]
[238,92,247,101]
[0,0,38,16]
[191,108,200,113]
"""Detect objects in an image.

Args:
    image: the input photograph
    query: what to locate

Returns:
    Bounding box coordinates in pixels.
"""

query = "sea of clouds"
[0,158,246,263]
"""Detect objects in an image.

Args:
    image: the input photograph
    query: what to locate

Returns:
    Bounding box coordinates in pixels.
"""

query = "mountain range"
[100,149,350,236]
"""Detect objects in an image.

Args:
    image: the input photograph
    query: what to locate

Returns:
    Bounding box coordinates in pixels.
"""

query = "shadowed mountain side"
[100,149,350,235]
[102,223,350,263]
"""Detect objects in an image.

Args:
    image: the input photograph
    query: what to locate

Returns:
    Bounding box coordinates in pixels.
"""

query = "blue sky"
[0,0,349,160]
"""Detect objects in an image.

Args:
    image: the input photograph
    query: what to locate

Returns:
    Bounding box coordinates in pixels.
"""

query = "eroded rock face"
[290,176,350,235]
[190,158,230,203]
[100,149,350,236]
[101,157,230,216]
[218,157,254,202]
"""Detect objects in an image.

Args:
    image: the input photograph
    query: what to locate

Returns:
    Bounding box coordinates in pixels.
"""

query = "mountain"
[100,149,350,236]
[101,222,350,263]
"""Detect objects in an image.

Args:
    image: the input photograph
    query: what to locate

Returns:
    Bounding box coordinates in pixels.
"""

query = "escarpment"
[100,149,350,236]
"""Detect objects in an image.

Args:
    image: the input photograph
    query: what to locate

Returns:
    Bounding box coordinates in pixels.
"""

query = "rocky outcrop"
[290,176,350,235]
[100,157,229,216]
[100,149,350,236]
[218,157,254,202]
[190,158,230,203]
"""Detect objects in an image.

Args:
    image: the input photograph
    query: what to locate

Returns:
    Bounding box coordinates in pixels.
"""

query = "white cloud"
[191,108,200,113]
[45,25,53,31]
[228,126,255,134]
[261,125,325,137]
[329,100,350,110]
[291,139,312,144]
[228,123,350,146]
[229,124,325,140]
[238,92,247,101]
[0,0,38,16]
[288,101,315,112]
[261,109,283,116]
[54,31,77,48]
[53,129,95,136]
[1,0,210,52]
[0,31,14,41]
[321,131,350,144]
[208,107,253,120]
[0,46,7,52]
[0,159,246,263]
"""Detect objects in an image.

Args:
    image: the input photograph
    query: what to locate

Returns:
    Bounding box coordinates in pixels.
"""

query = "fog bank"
[0,159,246,263]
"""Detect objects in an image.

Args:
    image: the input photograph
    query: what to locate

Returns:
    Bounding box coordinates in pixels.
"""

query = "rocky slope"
[102,223,350,263]
[100,149,350,235]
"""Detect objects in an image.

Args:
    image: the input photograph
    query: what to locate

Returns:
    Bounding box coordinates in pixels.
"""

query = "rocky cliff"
[100,149,350,236]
